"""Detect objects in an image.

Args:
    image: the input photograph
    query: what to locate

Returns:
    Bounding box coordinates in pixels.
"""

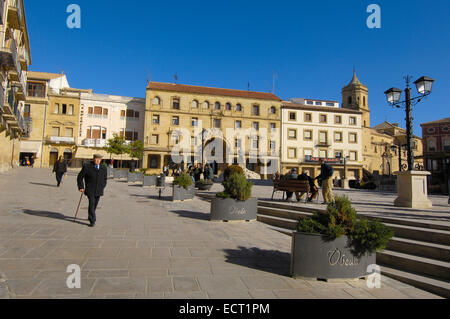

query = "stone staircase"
[256,201,450,298]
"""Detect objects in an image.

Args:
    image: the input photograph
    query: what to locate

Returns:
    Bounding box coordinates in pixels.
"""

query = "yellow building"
[0,0,31,172]
[143,82,282,178]
[342,71,423,176]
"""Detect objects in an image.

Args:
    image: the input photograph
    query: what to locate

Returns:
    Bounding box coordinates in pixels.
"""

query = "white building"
[281,99,363,181]
[74,92,145,166]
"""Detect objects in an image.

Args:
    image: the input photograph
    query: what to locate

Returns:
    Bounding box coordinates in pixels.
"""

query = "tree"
[104,134,127,168]
[127,140,144,170]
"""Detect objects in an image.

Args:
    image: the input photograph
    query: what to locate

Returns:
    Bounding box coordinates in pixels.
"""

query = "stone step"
[384,223,450,246]
[258,206,311,221]
[257,214,298,231]
[387,237,450,263]
[380,265,449,299]
[377,250,450,281]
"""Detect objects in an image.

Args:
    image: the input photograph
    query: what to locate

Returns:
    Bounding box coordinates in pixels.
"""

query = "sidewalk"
[0,168,442,299]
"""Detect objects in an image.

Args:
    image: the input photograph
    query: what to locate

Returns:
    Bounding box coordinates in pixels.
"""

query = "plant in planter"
[195,179,214,191]
[143,173,159,187]
[172,172,196,201]
[291,196,394,280]
[211,170,257,222]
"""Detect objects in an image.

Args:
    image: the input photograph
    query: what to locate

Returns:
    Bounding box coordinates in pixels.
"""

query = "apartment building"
[281,99,363,181]
[75,91,145,167]
[144,82,282,178]
[0,0,31,172]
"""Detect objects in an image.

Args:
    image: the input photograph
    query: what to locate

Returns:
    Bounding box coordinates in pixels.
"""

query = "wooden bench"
[272,180,319,203]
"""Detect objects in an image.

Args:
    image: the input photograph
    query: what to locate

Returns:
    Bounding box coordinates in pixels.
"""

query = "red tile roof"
[146,82,282,101]
[421,118,450,126]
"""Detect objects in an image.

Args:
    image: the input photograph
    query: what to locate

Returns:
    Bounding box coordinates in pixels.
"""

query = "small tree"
[104,134,127,168]
[127,140,144,170]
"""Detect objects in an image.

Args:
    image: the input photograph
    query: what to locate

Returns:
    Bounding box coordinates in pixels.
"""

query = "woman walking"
[53,156,67,187]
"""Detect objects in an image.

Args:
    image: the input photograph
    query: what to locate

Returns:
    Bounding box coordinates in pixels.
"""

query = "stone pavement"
[0,168,442,299]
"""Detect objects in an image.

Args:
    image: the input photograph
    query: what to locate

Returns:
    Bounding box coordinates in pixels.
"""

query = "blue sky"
[24,0,449,136]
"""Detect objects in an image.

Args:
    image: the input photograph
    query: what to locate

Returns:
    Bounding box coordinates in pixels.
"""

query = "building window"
[349,133,358,144]
[65,128,73,138]
[335,115,342,124]
[52,127,60,137]
[306,101,314,105]
[348,96,352,105]
[172,116,180,126]
[61,104,68,115]
[192,118,199,127]
[215,102,221,110]
[236,104,242,112]
[192,100,199,109]
[214,119,221,128]
[27,82,45,98]
[304,149,313,158]
[350,117,357,125]
[335,150,343,159]
[203,101,210,109]
[349,151,358,161]
[24,104,31,117]
[253,122,259,130]
[94,106,103,115]
[363,97,366,107]
[252,139,259,149]
[288,148,297,159]
[235,139,242,148]
[319,150,328,158]
[102,129,107,139]
[319,131,328,145]
[53,104,59,114]
[151,135,159,145]
[334,132,343,142]
[288,129,297,140]
[88,107,94,115]
[149,155,159,169]
[304,113,312,122]
[226,103,232,111]
[152,115,160,124]
[304,130,313,141]
[270,141,276,153]
[270,123,276,131]
[326,102,335,107]
[443,138,450,151]
[135,111,140,119]
[120,110,126,118]
[320,114,327,123]
[172,98,180,110]
[252,105,260,116]
[68,105,74,115]
[153,97,161,105]
[126,109,135,118]
[428,140,435,151]
[289,112,296,121]
[315,101,323,106]
[235,121,242,129]
[270,106,277,114]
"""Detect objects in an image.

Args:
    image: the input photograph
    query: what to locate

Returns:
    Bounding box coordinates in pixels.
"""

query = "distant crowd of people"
[163,163,215,183]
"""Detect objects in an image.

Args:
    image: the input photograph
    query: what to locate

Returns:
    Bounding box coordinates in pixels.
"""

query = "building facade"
[0,0,31,172]
[75,91,145,167]
[281,100,363,181]
[143,82,282,178]
[341,71,423,176]
[20,71,69,167]
[421,118,450,195]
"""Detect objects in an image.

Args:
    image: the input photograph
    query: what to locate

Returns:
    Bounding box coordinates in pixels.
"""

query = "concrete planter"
[143,175,158,187]
[172,185,196,201]
[291,232,376,280]
[127,172,143,183]
[114,169,128,180]
[210,197,258,222]
[107,167,115,178]
[195,181,213,191]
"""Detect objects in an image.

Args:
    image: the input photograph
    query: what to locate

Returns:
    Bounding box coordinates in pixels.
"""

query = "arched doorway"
[64,149,73,167]
[49,148,58,167]
[204,137,230,177]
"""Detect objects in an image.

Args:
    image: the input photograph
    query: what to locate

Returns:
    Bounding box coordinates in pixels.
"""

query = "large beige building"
[143,82,282,178]
[0,0,31,172]
[281,99,363,180]
[341,71,423,176]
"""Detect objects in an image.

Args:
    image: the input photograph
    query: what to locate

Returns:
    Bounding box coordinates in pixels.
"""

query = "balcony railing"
[48,136,75,144]
[0,31,19,72]
[7,0,22,29]
[83,139,107,148]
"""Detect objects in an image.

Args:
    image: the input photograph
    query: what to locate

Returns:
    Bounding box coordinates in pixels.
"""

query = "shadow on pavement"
[22,209,90,226]
[29,182,57,188]
[223,246,291,276]
[130,194,172,202]
[170,210,210,221]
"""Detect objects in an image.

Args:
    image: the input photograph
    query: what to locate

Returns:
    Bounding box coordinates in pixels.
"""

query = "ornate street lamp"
[384,76,435,171]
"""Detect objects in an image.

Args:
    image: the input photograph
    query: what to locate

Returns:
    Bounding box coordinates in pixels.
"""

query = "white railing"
[49,136,75,144]
[18,68,26,93]
[87,114,108,119]
[83,139,107,148]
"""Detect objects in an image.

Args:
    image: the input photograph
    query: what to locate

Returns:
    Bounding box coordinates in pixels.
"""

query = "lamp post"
[384,75,435,208]
[391,143,408,172]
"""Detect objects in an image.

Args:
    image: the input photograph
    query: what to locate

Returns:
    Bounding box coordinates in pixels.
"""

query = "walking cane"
[73,192,83,222]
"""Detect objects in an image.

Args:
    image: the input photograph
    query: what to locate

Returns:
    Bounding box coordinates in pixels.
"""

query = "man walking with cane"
[77,154,107,228]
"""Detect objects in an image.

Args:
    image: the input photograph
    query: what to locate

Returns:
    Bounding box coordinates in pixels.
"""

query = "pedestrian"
[77,154,108,228]
[163,165,169,177]
[205,164,214,181]
[315,159,335,204]
[298,171,318,202]
[286,168,299,202]
[30,156,35,168]
[53,156,67,187]
[194,163,203,182]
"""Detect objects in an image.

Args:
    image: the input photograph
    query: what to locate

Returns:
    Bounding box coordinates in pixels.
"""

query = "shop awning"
[19,141,43,157]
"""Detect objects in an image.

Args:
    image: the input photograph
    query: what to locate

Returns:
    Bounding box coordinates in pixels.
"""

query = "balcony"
[7,0,23,30]
[47,136,75,145]
[0,31,19,71]
[19,45,29,70]
[0,81,4,113]
[83,139,107,148]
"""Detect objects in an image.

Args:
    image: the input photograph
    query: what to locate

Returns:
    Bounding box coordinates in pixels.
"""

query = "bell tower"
[342,69,370,128]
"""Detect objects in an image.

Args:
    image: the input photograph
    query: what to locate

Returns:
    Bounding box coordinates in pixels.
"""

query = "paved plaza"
[0,168,445,299]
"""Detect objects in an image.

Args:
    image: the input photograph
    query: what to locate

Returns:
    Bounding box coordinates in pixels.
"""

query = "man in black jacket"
[77,154,108,227]
[315,158,335,204]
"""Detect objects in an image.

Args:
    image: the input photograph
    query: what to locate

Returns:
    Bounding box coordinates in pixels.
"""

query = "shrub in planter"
[195,179,214,191]
[292,196,393,280]
[211,173,257,221]
[223,165,244,181]
[172,173,195,201]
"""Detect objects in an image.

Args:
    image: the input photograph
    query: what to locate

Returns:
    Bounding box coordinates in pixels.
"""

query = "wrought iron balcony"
[0,31,19,72]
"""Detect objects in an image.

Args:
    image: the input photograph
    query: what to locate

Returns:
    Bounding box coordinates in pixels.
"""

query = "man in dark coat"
[315,158,335,204]
[298,171,319,202]
[285,168,299,202]
[77,154,108,227]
